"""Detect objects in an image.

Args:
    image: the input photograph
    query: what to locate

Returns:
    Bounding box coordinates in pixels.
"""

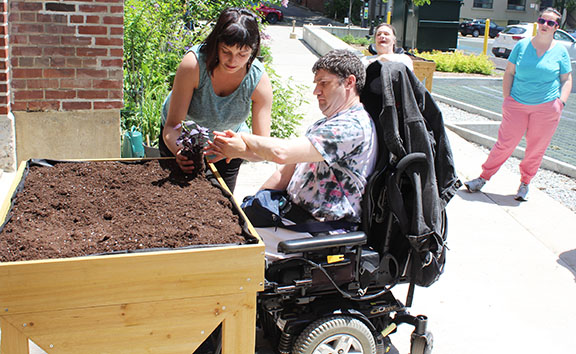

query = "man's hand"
[175,149,197,173]
[205,130,248,163]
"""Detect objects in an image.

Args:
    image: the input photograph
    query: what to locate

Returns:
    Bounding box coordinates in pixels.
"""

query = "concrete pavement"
[236,25,576,353]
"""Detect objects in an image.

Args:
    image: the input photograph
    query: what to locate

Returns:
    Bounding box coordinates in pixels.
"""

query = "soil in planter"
[0,160,249,262]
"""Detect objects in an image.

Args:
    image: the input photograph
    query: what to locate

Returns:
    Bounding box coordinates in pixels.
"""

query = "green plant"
[414,50,495,75]
[339,34,371,47]
[247,63,307,139]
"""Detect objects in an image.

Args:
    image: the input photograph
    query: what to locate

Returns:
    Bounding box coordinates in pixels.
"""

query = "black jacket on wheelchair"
[256,61,460,354]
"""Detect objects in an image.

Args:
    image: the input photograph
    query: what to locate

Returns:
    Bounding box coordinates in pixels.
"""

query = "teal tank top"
[161,45,265,134]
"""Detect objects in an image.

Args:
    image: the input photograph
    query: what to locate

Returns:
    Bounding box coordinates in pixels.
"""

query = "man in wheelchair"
[208,50,459,354]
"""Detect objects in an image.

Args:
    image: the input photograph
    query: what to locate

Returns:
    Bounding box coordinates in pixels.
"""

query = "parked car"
[460,19,504,38]
[256,4,283,24]
[492,23,576,62]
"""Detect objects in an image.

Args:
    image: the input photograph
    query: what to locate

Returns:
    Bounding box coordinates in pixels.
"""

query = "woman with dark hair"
[465,7,572,201]
[363,23,413,70]
[160,7,273,192]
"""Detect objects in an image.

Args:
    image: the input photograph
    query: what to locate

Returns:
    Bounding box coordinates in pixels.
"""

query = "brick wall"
[0,0,9,115]
[8,0,123,112]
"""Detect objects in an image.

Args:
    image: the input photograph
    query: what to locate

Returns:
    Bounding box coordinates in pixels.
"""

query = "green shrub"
[339,34,372,47]
[415,50,495,75]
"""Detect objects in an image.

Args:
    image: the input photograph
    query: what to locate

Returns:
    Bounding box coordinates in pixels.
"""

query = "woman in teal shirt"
[465,7,572,201]
[160,8,273,192]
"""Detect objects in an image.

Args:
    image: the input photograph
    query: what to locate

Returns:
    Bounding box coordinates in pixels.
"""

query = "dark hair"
[200,8,261,74]
[542,7,562,21]
[312,49,366,94]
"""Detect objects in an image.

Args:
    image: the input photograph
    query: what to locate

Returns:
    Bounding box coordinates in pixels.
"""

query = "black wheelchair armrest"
[277,231,367,255]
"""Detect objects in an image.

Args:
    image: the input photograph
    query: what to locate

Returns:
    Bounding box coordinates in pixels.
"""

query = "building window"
[507,0,526,11]
[473,0,493,9]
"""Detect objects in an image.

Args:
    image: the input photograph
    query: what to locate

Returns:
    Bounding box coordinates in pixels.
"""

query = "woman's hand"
[175,149,197,174]
[205,130,247,163]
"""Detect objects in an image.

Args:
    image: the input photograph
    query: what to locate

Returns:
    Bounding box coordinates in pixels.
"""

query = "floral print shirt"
[286,104,378,223]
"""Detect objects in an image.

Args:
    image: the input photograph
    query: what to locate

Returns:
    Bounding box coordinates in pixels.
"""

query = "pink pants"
[480,96,562,184]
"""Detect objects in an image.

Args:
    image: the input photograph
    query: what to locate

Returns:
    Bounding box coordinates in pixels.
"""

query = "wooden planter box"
[0,159,264,354]
[412,59,436,92]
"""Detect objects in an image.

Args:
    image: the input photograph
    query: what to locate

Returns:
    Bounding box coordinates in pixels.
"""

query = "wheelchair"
[256,61,459,354]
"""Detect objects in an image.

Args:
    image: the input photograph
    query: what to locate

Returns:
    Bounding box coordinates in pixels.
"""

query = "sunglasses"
[537,18,559,27]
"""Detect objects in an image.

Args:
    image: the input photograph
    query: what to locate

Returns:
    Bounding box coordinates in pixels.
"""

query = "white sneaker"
[515,182,529,201]
[464,177,486,193]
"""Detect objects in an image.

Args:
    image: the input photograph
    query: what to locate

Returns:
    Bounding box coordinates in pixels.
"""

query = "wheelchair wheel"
[292,315,377,354]
[410,331,433,354]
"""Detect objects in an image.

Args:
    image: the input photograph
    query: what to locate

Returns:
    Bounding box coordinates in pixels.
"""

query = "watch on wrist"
[560,99,566,107]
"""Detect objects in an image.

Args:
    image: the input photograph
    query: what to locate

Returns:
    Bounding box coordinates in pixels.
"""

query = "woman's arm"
[559,72,572,105]
[163,52,200,173]
[250,71,273,137]
[502,61,516,98]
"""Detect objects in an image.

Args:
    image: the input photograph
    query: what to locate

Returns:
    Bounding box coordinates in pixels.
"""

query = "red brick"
[109,48,123,57]
[18,57,35,67]
[65,58,85,67]
[11,46,42,56]
[109,90,123,99]
[109,26,123,36]
[78,90,108,99]
[29,100,60,111]
[92,79,122,89]
[12,24,43,33]
[20,13,36,22]
[0,72,7,81]
[14,90,43,100]
[10,79,26,89]
[28,79,59,89]
[11,102,27,111]
[0,61,6,70]
[63,101,91,110]
[61,78,91,89]
[37,13,67,23]
[101,59,122,67]
[61,36,92,46]
[44,68,75,78]
[77,47,107,57]
[108,69,123,80]
[11,2,42,11]
[44,24,75,35]
[12,68,42,79]
[28,35,60,45]
[46,90,76,99]
[86,15,100,24]
[42,57,62,66]
[10,35,28,45]
[81,58,98,67]
[0,95,8,104]
[77,68,107,78]
[95,37,122,46]
[103,16,123,25]
[0,2,5,12]
[0,106,9,114]
[43,47,75,56]
[7,12,18,22]
[110,6,123,14]
[94,100,123,109]
[78,25,107,35]
[79,5,107,13]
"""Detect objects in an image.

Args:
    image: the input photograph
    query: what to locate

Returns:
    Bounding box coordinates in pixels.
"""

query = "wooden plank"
[2,293,256,353]
[222,293,257,353]
[0,244,264,314]
[0,318,29,354]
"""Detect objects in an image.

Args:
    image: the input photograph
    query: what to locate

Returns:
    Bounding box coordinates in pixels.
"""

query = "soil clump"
[0,160,248,262]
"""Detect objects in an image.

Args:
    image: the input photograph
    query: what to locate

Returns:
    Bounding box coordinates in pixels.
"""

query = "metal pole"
[482,19,490,55]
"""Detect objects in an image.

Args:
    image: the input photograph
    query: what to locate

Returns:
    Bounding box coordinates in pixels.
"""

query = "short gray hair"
[312,49,365,94]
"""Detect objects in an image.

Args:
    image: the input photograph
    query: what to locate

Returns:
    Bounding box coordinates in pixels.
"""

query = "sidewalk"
[237,25,576,353]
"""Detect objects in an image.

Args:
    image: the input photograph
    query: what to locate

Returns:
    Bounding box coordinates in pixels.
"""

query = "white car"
[492,24,576,68]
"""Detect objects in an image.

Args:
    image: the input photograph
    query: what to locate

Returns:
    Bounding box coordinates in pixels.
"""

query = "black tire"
[410,332,433,354]
[472,29,480,37]
[266,13,279,24]
[460,31,466,36]
[292,315,377,354]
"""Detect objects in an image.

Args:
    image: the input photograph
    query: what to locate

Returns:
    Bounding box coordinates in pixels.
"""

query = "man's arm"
[207,130,324,165]
[260,164,296,190]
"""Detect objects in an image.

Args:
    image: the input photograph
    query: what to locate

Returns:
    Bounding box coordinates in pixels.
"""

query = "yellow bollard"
[386,11,391,24]
[290,19,297,39]
[482,19,490,55]
[533,22,537,37]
